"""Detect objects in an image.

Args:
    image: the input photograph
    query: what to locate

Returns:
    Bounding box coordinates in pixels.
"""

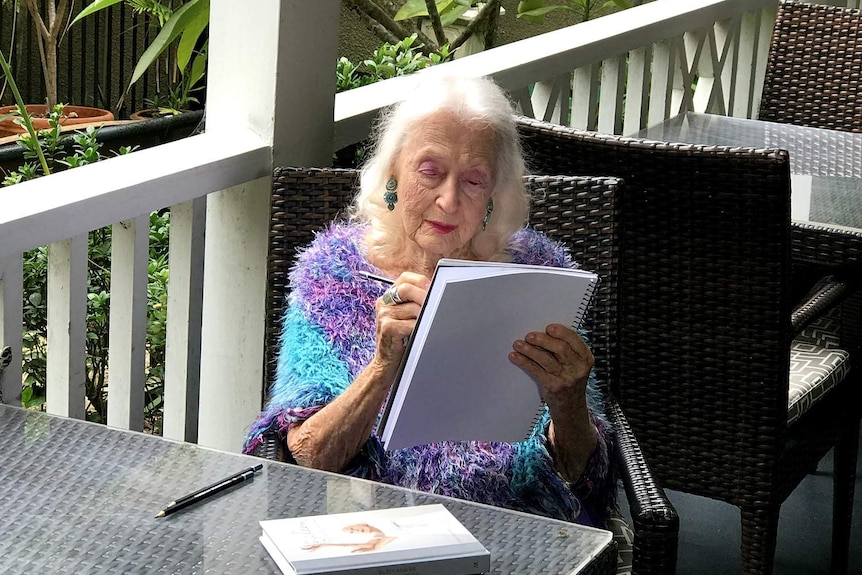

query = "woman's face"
[392,111,498,261]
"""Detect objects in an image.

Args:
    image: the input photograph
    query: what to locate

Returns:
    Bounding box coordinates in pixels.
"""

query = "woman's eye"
[418,161,440,176]
[461,176,488,192]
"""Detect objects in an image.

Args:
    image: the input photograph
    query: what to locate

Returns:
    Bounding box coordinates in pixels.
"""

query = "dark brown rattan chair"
[759,0,862,133]
[517,116,859,575]
[260,167,680,575]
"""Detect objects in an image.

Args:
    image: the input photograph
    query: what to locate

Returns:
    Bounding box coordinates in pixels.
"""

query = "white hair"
[348,75,529,267]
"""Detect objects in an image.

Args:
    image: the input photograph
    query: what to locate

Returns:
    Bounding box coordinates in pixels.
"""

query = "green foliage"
[517,0,632,23]
[73,0,208,112]
[394,0,478,27]
[336,34,453,93]
[2,105,135,185]
[346,0,497,55]
[21,246,48,409]
[0,48,51,176]
[127,0,173,26]
[145,212,170,433]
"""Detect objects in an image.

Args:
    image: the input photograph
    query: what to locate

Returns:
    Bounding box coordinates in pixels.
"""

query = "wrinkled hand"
[373,272,430,367]
[509,323,593,403]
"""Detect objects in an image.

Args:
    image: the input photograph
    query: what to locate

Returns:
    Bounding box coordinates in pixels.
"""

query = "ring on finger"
[381,285,404,305]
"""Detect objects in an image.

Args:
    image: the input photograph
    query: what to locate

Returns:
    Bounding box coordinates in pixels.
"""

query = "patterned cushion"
[607,508,633,575]
[795,310,842,349]
[788,340,850,424]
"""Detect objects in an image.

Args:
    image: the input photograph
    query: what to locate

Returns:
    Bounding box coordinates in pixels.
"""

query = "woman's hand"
[372,272,430,368]
[288,271,430,473]
[508,323,593,402]
[509,323,597,483]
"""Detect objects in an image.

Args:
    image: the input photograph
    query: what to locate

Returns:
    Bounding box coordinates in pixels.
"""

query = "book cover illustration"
[260,504,490,575]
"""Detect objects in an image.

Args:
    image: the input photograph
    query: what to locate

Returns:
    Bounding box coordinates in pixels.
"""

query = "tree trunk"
[43,37,58,110]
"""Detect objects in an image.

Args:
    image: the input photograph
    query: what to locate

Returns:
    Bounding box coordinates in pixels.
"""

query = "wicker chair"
[517,116,859,575]
[759,0,862,133]
[260,167,680,575]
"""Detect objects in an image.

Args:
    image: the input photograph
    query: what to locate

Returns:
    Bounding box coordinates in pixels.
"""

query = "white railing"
[2,0,847,452]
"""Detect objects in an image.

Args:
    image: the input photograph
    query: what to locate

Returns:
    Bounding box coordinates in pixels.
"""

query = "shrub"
[336,34,452,92]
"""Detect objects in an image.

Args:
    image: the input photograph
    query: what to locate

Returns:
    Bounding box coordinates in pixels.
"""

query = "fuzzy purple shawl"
[243,222,616,527]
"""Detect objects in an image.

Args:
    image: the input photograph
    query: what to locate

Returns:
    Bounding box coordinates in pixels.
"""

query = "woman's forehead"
[403,112,499,158]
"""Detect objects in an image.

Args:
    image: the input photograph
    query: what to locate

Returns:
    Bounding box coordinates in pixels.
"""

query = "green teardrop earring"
[384,177,398,211]
[482,198,494,230]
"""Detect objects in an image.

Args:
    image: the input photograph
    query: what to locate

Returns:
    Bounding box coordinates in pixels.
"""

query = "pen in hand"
[156,463,263,518]
[357,270,394,285]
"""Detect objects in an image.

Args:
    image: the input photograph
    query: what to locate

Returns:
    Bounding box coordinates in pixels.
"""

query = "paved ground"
[620,427,862,574]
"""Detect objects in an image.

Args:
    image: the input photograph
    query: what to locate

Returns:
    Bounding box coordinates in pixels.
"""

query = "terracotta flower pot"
[0,104,115,138]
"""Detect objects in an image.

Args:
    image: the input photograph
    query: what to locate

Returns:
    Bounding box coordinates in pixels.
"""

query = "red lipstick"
[427,220,457,234]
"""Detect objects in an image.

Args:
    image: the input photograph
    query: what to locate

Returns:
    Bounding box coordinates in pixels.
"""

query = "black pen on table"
[155,463,263,518]
[358,269,394,285]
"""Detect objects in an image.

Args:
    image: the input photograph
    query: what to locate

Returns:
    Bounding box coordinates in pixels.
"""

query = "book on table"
[259,503,491,575]
[379,258,598,450]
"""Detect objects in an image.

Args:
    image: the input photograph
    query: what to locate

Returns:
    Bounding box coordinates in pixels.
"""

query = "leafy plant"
[1,104,134,185]
[516,0,632,23]
[72,0,208,113]
[21,245,48,409]
[336,34,453,92]
[345,0,501,54]
[0,47,51,176]
[394,0,480,28]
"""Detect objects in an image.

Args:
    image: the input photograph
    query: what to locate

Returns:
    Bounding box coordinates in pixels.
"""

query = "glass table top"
[638,112,862,233]
[0,405,614,575]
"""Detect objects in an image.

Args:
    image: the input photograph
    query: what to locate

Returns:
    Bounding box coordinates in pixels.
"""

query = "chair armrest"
[791,275,853,336]
[252,430,297,464]
[607,394,679,575]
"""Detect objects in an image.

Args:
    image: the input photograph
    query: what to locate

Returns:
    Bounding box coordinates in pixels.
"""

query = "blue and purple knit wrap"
[243,222,617,527]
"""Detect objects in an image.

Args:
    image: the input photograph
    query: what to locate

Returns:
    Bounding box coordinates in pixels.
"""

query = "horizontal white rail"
[0,131,271,260]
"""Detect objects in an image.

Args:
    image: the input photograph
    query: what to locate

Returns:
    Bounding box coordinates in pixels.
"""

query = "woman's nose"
[436,178,460,213]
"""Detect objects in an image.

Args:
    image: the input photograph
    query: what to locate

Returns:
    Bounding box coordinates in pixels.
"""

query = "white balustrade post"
[198,0,340,452]
[733,9,760,118]
[0,255,23,406]
[46,236,87,419]
[648,39,673,127]
[162,198,205,442]
[623,47,651,135]
[750,5,777,116]
[571,64,600,130]
[597,55,626,135]
[716,16,739,115]
[107,217,149,431]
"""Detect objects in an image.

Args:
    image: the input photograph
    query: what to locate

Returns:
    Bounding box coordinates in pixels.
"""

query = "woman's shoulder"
[290,221,368,284]
[508,228,577,269]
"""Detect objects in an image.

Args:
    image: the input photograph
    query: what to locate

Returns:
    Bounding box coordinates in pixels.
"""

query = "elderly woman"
[243,75,616,528]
